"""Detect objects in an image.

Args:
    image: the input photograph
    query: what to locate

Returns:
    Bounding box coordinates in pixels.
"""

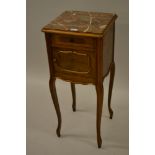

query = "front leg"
[49,77,62,137]
[96,82,104,148]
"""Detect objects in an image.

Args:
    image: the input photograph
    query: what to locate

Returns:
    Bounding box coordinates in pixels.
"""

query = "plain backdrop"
[27,0,129,155]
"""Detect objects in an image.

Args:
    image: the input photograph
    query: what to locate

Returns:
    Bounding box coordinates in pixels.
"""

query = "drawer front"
[52,48,96,83]
[52,34,95,49]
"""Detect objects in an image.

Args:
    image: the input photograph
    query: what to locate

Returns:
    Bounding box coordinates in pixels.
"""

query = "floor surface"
[27,75,128,155]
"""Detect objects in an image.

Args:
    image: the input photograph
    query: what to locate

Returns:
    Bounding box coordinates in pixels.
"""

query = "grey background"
[27,0,129,155]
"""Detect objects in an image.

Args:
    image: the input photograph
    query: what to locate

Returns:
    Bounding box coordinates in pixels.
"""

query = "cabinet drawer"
[52,48,96,83]
[52,34,95,49]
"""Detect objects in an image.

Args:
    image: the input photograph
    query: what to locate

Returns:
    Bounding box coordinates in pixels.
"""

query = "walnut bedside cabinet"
[41,10,117,148]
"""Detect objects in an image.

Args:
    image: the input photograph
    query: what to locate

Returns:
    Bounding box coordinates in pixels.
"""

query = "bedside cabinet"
[42,10,117,148]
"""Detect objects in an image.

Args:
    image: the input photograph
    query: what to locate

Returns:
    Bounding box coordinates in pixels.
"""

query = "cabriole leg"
[96,83,104,148]
[49,77,62,137]
[108,62,115,119]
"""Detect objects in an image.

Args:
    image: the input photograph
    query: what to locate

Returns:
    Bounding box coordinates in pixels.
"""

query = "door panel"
[52,48,96,83]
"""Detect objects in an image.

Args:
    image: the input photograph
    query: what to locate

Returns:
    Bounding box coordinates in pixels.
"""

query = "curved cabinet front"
[52,48,96,84]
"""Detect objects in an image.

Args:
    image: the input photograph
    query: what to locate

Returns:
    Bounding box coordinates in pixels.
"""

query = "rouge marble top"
[42,11,117,36]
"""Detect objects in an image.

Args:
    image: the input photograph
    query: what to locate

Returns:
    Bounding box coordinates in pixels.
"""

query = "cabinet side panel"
[103,24,114,77]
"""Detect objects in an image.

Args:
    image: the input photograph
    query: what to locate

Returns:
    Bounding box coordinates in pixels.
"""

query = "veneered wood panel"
[52,47,96,84]
[103,24,114,77]
[54,50,90,73]
[52,34,95,49]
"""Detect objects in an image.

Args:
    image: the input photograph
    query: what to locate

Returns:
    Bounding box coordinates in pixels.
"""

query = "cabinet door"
[52,48,96,84]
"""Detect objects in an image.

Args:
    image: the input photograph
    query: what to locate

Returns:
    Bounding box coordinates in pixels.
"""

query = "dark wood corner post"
[95,23,116,148]
[45,33,62,137]
[96,37,104,148]
[45,33,77,137]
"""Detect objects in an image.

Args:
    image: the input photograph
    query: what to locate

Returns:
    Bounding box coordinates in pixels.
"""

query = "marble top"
[42,11,117,35]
